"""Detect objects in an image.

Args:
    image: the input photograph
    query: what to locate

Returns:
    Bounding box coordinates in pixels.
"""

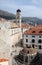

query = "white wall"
[0,61,8,65]
[23,34,42,45]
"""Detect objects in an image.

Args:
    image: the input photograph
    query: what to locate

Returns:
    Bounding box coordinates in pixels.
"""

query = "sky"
[0,0,42,18]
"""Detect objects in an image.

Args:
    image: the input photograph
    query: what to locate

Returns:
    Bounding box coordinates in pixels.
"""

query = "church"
[0,9,22,65]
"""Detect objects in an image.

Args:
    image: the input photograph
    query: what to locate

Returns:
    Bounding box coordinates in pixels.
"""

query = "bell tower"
[16,9,21,28]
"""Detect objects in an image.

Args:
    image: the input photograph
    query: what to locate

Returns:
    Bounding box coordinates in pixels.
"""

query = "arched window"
[38,39,42,43]
[32,39,35,43]
[39,45,41,49]
[32,44,34,48]
[32,31,35,33]
[26,39,28,42]
[28,51,29,53]
[39,31,42,33]
[39,36,41,38]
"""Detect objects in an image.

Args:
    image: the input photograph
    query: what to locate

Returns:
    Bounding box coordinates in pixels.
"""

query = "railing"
[15,57,30,65]
[15,57,25,65]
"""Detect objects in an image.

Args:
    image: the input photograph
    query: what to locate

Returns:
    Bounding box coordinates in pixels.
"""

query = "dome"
[17,9,21,12]
[20,48,37,55]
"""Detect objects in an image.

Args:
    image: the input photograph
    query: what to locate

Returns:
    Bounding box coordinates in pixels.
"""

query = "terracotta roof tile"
[24,25,42,35]
[21,23,28,28]
[0,58,9,62]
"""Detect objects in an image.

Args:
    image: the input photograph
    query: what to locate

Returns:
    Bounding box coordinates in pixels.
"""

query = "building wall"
[23,34,42,45]
[0,27,11,59]
[11,32,22,45]
[0,61,8,65]
[0,22,22,59]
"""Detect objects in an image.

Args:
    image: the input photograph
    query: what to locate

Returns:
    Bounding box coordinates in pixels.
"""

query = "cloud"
[0,0,42,18]
[21,5,42,18]
[7,5,42,18]
[31,0,42,7]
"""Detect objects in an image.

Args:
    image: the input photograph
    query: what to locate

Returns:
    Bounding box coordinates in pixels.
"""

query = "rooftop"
[21,23,28,28]
[24,25,42,35]
[0,58,9,62]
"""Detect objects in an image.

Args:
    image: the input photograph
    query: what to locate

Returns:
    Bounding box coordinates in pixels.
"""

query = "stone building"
[23,25,42,50]
[0,9,22,65]
[15,47,37,65]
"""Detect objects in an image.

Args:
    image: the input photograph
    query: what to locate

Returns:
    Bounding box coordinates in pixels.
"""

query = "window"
[12,45,14,48]
[26,44,31,48]
[32,36,35,37]
[39,45,41,49]
[38,39,42,43]
[28,51,29,53]
[32,44,34,48]
[32,39,35,43]
[26,35,28,37]
[39,36,41,38]
[39,31,42,33]
[32,31,35,33]
[26,39,28,42]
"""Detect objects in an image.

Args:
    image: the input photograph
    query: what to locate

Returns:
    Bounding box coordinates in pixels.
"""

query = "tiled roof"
[21,23,31,28]
[24,25,42,35]
[33,25,42,30]
[0,58,9,62]
[21,23,34,29]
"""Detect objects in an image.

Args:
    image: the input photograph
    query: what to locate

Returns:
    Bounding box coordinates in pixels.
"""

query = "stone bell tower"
[16,9,21,28]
